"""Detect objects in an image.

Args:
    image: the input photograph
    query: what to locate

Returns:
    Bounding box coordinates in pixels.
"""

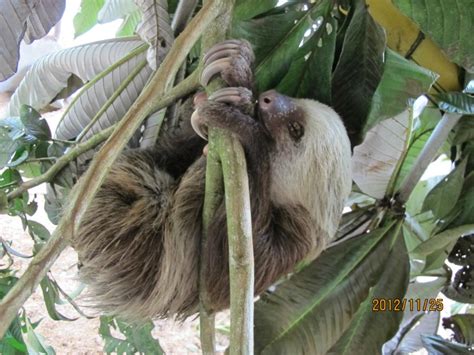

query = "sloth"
[73,40,352,321]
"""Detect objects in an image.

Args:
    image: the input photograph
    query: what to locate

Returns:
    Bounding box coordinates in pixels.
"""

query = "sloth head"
[258,90,352,239]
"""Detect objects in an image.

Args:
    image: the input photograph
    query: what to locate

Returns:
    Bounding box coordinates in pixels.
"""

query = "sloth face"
[258,90,306,144]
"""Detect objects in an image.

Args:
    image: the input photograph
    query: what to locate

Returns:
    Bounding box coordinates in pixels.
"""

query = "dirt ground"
[0,94,229,354]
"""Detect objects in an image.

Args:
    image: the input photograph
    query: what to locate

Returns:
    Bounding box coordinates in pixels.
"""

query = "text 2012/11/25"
[372,298,444,312]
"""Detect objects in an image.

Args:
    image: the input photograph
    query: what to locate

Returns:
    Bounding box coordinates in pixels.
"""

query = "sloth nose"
[259,90,293,115]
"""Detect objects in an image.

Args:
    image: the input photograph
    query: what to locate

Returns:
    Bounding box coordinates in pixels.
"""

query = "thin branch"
[7,126,115,201]
[397,113,462,203]
[0,1,218,337]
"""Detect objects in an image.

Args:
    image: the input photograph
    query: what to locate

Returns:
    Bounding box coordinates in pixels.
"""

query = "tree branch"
[0,0,216,337]
[397,112,462,203]
[199,0,255,353]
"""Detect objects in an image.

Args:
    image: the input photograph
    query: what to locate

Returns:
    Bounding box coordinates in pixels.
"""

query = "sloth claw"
[201,39,254,88]
[209,87,253,107]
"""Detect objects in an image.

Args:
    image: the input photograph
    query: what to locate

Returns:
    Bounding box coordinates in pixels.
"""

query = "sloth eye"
[287,121,304,141]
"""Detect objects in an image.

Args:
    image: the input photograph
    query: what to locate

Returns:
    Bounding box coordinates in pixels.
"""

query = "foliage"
[0,0,473,353]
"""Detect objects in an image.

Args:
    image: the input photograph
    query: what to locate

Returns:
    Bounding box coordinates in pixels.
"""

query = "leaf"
[28,220,51,241]
[23,0,66,44]
[20,312,55,355]
[0,126,18,168]
[446,172,474,228]
[352,110,411,199]
[135,0,173,70]
[9,38,145,115]
[254,221,400,354]
[74,0,106,37]
[454,116,474,145]
[411,224,474,257]
[276,6,336,105]
[443,314,474,346]
[422,334,472,354]
[20,105,51,141]
[99,316,163,354]
[436,92,474,114]
[98,0,138,23]
[394,0,474,72]
[331,0,386,145]
[39,277,76,321]
[364,50,438,133]
[327,234,409,355]
[116,9,142,37]
[421,158,467,219]
[394,107,443,190]
[0,0,65,81]
[233,2,327,93]
[234,0,280,21]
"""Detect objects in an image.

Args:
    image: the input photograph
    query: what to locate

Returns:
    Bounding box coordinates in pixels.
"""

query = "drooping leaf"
[421,158,467,219]
[454,116,474,145]
[74,0,106,38]
[394,0,474,72]
[254,221,400,354]
[135,0,173,70]
[364,50,438,133]
[327,234,409,355]
[276,6,336,104]
[436,92,474,115]
[0,0,65,81]
[98,0,138,23]
[443,315,474,346]
[331,0,386,145]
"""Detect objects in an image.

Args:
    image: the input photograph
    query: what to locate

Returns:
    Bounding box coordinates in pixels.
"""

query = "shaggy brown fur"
[73,40,352,321]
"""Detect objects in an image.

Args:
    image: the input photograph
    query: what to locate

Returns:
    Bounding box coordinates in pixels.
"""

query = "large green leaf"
[233,2,330,93]
[276,10,336,105]
[364,51,438,133]
[234,0,280,21]
[331,0,386,145]
[394,0,474,72]
[254,221,400,354]
[327,234,409,355]
[98,0,138,24]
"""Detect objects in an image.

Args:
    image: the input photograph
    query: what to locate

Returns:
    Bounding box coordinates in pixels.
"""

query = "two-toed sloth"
[73,40,352,320]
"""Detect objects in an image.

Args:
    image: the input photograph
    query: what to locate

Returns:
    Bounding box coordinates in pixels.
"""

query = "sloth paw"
[209,87,254,113]
[201,39,254,88]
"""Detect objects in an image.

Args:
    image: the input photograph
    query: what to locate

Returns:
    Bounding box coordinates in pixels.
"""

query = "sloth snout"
[258,90,294,116]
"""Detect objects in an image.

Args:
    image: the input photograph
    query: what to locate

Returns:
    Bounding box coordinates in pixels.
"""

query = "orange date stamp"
[372,298,444,312]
